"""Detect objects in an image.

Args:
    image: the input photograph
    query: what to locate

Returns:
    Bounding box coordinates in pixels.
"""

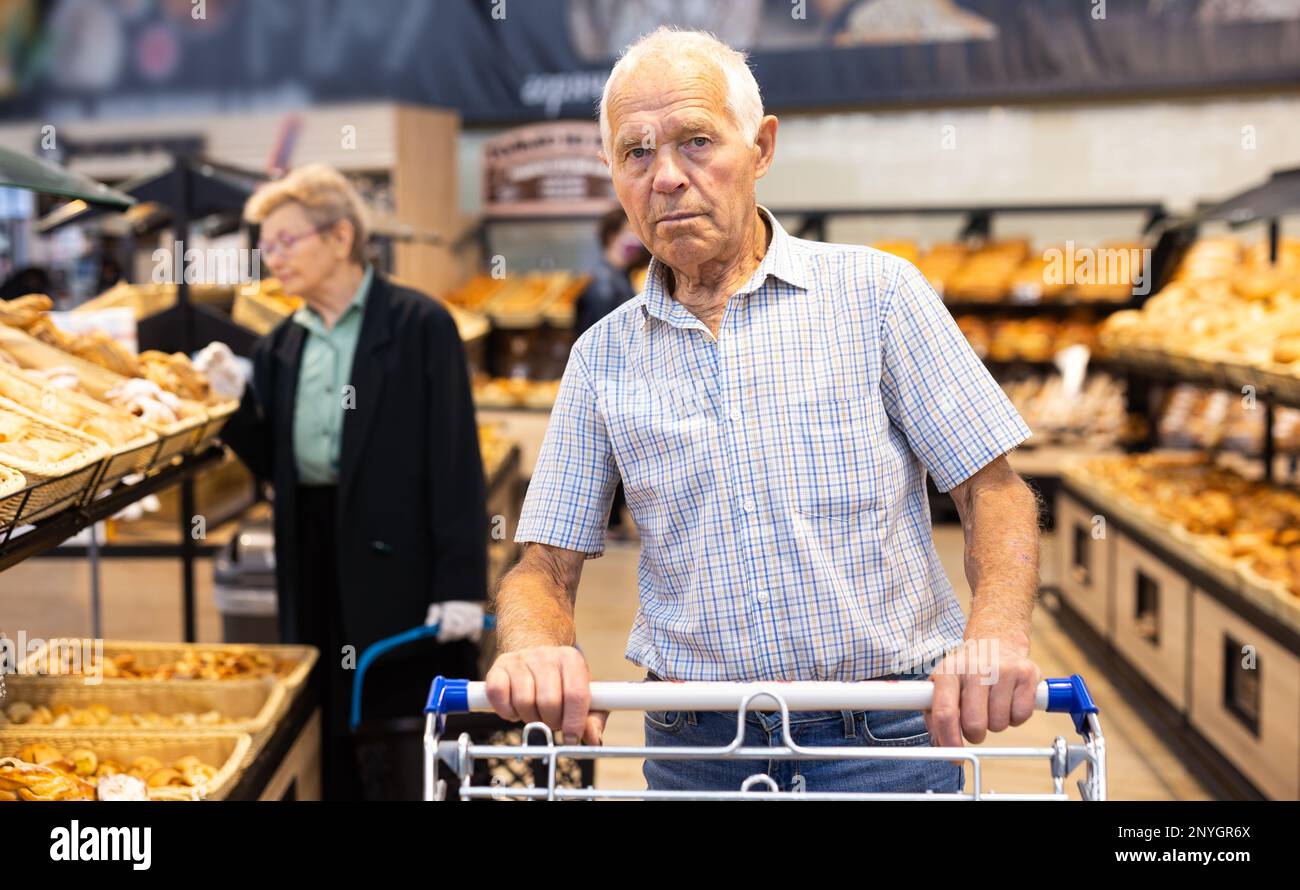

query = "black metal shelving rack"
[11,152,268,642]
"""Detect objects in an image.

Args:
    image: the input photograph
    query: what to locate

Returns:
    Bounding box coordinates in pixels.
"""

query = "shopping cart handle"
[349,614,496,731]
[426,674,1100,727]
[1043,674,1099,733]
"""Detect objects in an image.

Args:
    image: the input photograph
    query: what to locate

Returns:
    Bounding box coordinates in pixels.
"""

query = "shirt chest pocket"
[780,395,887,520]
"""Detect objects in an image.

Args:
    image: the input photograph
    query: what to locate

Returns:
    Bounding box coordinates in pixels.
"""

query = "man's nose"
[650,149,688,194]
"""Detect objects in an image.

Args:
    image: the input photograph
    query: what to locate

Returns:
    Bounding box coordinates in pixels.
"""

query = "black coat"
[222,271,488,657]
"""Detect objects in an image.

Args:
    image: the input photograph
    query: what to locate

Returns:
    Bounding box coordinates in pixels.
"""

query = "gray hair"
[598,27,764,157]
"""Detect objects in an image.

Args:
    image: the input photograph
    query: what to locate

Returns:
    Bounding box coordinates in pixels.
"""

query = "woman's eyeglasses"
[257,222,332,258]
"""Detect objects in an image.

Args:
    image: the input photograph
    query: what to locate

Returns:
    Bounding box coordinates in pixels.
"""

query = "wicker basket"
[0,397,107,524]
[0,730,250,800]
[0,325,204,470]
[231,289,299,336]
[0,462,28,529]
[0,675,286,736]
[0,364,158,491]
[190,399,239,455]
[23,640,318,694]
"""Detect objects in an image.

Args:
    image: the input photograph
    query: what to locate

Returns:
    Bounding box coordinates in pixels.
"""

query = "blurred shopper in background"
[223,163,488,800]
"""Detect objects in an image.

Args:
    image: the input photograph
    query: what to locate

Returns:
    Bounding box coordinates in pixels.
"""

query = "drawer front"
[1057,494,1114,638]
[1189,590,1300,800]
[1112,534,1189,710]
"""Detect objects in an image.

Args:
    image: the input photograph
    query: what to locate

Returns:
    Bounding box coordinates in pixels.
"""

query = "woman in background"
[224,164,487,800]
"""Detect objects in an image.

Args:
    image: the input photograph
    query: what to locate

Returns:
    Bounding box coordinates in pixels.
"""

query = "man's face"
[603,57,773,275]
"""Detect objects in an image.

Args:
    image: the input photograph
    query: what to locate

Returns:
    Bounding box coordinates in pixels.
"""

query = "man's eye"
[690,136,709,147]
[629,147,650,159]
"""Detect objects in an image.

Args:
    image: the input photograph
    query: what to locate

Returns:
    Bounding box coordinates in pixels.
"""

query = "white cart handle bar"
[426,674,1099,732]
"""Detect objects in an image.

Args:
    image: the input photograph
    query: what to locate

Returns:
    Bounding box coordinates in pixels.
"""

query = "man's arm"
[486,543,605,744]
[928,455,1042,747]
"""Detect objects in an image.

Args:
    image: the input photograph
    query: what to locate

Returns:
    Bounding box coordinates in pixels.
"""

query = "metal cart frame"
[422,674,1105,801]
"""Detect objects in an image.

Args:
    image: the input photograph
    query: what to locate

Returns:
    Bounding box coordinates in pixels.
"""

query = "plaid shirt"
[516,207,1031,681]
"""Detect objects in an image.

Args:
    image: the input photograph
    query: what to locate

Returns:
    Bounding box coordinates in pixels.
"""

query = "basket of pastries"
[1075,453,1300,623]
[945,240,1031,303]
[130,349,241,454]
[0,732,250,801]
[0,362,157,490]
[0,324,206,468]
[24,640,318,694]
[0,396,106,525]
[0,675,286,737]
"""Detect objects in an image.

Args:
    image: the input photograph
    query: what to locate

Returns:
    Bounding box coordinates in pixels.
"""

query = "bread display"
[444,274,511,313]
[43,648,296,682]
[946,240,1031,302]
[0,745,221,801]
[1003,374,1126,448]
[956,314,1103,362]
[901,239,1148,304]
[1,701,230,729]
[914,242,968,296]
[473,376,561,409]
[0,398,104,475]
[1077,453,1300,598]
[1100,237,1300,373]
[137,351,212,403]
[0,294,225,405]
[478,423,512,480]
[0,364,151,449]
[1158,384,1300,455]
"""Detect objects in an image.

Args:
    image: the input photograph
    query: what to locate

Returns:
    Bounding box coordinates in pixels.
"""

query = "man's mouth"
[657,211,703,223]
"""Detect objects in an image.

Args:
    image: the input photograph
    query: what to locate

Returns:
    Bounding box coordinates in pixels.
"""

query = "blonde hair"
[244,163,370,265]
[599,27,764,157]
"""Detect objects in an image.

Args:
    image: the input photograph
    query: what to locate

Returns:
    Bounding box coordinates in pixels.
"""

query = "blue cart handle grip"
[1044,674,1100,733]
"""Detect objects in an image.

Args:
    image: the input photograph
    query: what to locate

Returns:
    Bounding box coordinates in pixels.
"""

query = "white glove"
[193,342,248,401]
[424,601,486,643]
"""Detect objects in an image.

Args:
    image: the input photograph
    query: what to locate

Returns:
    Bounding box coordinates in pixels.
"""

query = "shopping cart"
[350,618,592,800]
[421,674,1105,800]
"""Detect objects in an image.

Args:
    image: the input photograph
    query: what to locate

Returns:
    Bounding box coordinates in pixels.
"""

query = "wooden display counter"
[1057,482,1300,799]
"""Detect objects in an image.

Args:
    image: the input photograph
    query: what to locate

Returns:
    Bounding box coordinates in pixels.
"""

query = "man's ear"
[597,148,610,169]
[753,115,779,180]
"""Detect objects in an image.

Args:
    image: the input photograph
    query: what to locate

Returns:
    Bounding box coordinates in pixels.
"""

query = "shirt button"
[755,590,769,605]
[742,499,756,513]
[729,408,742,422]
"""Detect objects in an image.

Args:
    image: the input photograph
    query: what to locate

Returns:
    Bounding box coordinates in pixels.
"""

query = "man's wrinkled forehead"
[607,56,730,140]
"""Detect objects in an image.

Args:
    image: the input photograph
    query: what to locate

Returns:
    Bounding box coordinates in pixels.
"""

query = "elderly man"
[486,28,1041,794]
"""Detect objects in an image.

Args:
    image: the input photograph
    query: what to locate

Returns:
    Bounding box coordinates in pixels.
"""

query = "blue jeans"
[642,673,964,795]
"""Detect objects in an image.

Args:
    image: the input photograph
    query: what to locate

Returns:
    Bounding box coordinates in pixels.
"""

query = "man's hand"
[925,628,1040,747]
[485,645,607,745]
[936,455,1041,747]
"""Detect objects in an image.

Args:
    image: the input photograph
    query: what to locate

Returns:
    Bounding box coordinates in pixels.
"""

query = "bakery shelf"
[1060,476,1300,650]
[0,446,224,573]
